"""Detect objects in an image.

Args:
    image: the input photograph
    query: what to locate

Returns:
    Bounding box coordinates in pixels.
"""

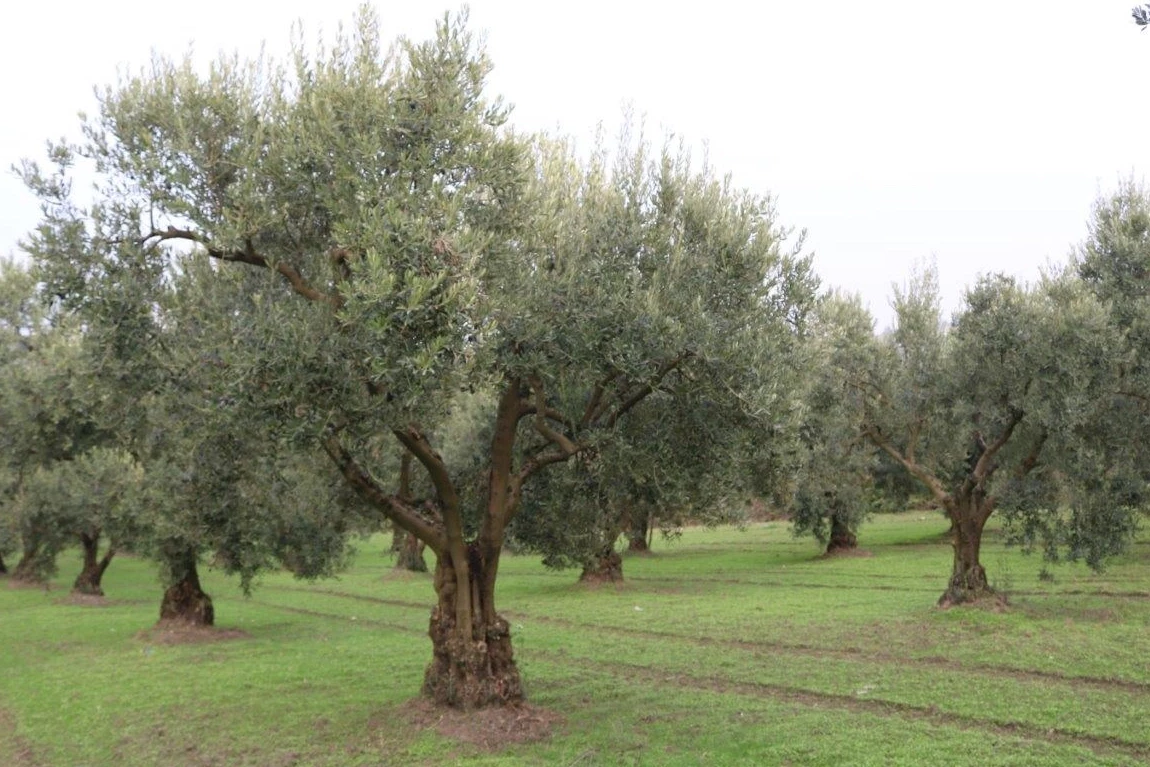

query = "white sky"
[2,1,1148,329]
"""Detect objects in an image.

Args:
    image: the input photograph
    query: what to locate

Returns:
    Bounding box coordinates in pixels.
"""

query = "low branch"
[528,377,579,455]
[322,432,447,555]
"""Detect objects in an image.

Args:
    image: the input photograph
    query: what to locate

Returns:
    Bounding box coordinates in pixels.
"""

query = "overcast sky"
[2,1,1148,328]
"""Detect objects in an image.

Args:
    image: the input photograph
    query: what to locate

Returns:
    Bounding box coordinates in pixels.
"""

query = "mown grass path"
[2,513,1148,765]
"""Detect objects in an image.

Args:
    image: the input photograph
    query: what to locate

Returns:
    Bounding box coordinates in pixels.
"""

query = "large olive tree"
[23,8,813,707]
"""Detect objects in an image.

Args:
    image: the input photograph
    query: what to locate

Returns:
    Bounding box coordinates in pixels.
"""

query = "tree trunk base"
[71,570,105,597]
[825,530,859,555]
[579,551,624,584]
[937,565,1001,608]
[159,577,214,626]
[422,608,524,709]
[627,535,651,555]
[395,533,428,572]
[11,557,47,586]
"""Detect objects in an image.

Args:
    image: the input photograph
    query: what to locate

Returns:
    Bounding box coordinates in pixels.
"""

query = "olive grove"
[18,9,814,708]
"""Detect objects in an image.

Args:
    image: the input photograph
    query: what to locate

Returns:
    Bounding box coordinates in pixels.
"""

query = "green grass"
[2,513,1149,766]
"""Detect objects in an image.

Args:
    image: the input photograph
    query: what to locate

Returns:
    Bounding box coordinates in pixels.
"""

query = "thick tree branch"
[603,352,690,429]
[863,426,950,504]
[97,547,117,578]
[969,408,1024,485]
[141,226,335,305]
[528,377,579,455]
[322,432,447,555]
[581,371,618,427]
[906,418,923,464]
[1014,428,1048,481]
[391,426,461,521]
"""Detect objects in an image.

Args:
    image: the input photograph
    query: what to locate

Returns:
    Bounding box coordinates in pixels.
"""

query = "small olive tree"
[789,291,880,554]
[853,265,1142,605]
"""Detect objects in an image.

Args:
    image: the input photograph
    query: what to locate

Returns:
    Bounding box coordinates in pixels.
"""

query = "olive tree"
[23,8,813,707]
[510,388,762,582]
[1077,183,1150,408]
[12,447,143,596]
[789,291,880,554]
[853,265,1142,606]
[0,260,112,584]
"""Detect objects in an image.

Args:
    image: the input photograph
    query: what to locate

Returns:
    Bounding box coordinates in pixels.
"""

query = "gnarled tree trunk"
[580,547,624,583]
[423,546,523,709]
[938,493,994,607]
[159,557,214,625]
[826,514,858,554]
[11,542,48,585]
[72,533,115,596]
[396,532,428,572]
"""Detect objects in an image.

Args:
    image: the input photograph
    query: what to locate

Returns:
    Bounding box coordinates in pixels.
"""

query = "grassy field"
[2,512,1148,766]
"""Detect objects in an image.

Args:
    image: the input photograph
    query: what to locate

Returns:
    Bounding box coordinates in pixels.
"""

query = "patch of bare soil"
[136,620,250,645]
[380,568,425,583]
[0,708,42,767]
[577,574,626,588]
[937,592,1010,612]
[399,699,561,750]
[57,593,112,607]
[5,579,49,591]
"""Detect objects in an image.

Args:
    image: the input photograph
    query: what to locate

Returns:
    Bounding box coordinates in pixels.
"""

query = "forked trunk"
[395,532,428,572]
[72,533,115,596]
[423,547,523,709]
[11,542,47,584]
[826,514,858,554]
[580,548,624,584]
[627,511,651,553]
[938,494,994,607]
[159,558,214,625]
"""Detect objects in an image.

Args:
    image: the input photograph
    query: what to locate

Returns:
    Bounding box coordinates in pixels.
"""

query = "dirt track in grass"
[255,584,1150,695]
[528,650,1150,762]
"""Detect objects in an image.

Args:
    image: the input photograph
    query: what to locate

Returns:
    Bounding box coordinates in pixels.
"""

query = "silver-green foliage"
[789,291,881,548]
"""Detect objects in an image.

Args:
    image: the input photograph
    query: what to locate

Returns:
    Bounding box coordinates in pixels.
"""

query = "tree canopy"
[17,7,814,708]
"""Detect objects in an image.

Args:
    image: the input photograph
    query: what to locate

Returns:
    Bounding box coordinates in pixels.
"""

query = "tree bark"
[580,548,624,584]
[826,514,858,554]
[159,558,214,625]
[938,493,995,607]
[627,511,651,554]
[11,542,47,584]
[423,546,523,709]
[395,532,428,572]
[391,452,427,571]
[72,533,115,596]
